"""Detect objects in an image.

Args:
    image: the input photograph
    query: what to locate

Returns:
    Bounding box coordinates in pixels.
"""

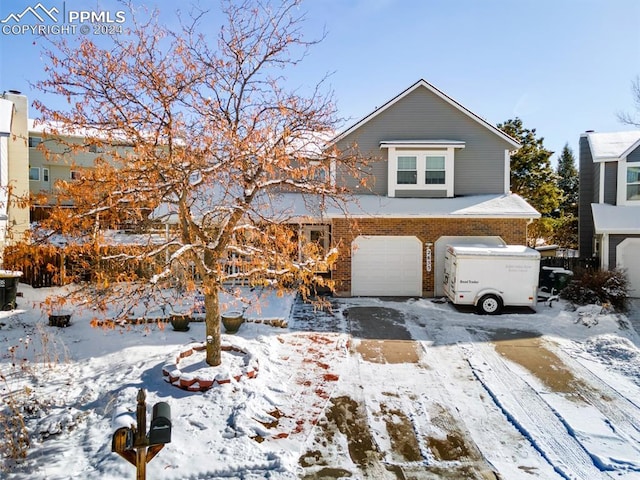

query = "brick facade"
[331,217,529,296]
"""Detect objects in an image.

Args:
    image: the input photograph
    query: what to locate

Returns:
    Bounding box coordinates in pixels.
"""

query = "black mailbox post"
[111,389,171,480]
[149,402,171,445]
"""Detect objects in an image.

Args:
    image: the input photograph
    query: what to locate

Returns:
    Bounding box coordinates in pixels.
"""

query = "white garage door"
[617,238,640,298]
[351,236,422,296]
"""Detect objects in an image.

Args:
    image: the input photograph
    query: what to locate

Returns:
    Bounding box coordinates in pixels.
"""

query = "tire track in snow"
[418,337,565,479]
[462,340,614,479]
[539,342,640,472]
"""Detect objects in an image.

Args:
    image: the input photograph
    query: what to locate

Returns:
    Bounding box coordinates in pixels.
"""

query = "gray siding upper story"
[333,84,515,196]
[629,145,640,163]
[579,135,595,257]
[604,162,617,205]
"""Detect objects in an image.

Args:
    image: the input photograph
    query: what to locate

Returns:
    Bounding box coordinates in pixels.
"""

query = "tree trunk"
[204,289,221,366]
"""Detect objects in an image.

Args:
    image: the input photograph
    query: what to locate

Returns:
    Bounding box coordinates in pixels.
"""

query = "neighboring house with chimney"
[579,130,640,297]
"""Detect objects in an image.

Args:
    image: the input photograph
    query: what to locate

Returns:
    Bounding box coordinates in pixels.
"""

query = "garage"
[617,238,640,298]
[351,235,422,296]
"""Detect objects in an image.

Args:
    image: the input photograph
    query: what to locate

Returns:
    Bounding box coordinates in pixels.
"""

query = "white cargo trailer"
[442,244,541,314]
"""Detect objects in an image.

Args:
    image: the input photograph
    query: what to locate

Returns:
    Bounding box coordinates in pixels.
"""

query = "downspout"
[601,233,609,270]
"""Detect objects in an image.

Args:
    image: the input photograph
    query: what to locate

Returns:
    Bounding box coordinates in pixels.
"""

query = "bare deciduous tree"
[618,76,640,127]
[33,0,366,366]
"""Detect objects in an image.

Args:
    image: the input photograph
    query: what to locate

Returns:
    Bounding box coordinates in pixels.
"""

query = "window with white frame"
[627,166,640,201]
[381,141,465,198]
[70,170,83,180]
[397,156,417,184]
[301,224,331,272]
[29,167,40,181]
[303,225,330,254]
[425,156,446,184]
[29,137,41,148]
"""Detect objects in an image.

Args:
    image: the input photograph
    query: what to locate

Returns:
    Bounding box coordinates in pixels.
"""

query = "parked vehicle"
[443,244,541,314]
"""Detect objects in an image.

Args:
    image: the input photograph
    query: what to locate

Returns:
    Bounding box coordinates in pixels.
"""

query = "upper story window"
[628,166,640,201]
[381,141,465,198]
[425,156,446,184]
[29,137,41,148]
[29,167,40,181]
[397,156,417,184]
[616,159,640,205]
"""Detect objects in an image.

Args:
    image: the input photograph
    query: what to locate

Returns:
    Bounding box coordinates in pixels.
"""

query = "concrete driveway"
[293,296,640,479]
[344,304,421,364]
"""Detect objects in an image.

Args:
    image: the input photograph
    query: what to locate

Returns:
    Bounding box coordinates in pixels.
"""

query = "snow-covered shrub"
[560,268,629,312]
[0,378,30,465]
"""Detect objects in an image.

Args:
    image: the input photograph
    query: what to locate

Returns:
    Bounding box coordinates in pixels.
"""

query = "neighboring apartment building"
[579,130,640,297]
[0,91,31,248]
[0,90,121,253]
[28,119,111,218]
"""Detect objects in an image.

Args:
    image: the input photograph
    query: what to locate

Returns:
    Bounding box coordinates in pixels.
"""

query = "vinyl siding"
[579,135,595,257]
[604,162,618,205]
[629,145,640,163]
[334,86,513,196]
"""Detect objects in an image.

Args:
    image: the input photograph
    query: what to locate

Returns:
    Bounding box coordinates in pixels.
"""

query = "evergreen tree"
[556,143,579,217]
[497,118,561,246]
[497,118,561,216]
[552,143,579,249]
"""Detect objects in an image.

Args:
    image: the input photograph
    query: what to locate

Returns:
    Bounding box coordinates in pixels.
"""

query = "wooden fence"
[540,256,600,272]
[3,244,160,288]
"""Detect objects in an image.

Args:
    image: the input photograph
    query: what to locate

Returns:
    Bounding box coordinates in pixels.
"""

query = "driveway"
[345,305,421,364]
[293,295,640,480]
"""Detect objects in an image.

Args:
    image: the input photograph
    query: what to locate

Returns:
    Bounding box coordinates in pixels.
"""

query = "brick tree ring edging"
[162,341,259,392]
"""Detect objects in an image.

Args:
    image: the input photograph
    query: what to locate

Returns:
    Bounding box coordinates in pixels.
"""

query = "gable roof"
[583,130,640,161]
[331,79,520,148]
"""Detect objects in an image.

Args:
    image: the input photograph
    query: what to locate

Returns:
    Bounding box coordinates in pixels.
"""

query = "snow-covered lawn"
[2,285,640,479]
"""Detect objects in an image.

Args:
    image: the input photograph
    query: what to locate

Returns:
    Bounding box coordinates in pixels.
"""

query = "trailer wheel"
[478,294,502,315]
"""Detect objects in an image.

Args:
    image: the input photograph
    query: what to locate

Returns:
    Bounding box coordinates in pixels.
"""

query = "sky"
[1,0,640,165]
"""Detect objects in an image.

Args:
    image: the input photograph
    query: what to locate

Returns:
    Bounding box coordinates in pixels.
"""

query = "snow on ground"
[1,285,640,479]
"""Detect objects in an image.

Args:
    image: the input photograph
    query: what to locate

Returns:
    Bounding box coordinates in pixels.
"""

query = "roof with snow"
[448,244,540,258]
[152,192,540,224]
[583,130,640,162]
[591,203,640,234]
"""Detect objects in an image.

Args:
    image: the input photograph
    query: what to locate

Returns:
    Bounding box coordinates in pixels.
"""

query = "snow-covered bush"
[560,268,629,312]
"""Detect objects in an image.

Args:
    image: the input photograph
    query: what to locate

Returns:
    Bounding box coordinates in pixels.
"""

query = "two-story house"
[262,79,540,297]
[579,130,640,297]
[10,81,541,298]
